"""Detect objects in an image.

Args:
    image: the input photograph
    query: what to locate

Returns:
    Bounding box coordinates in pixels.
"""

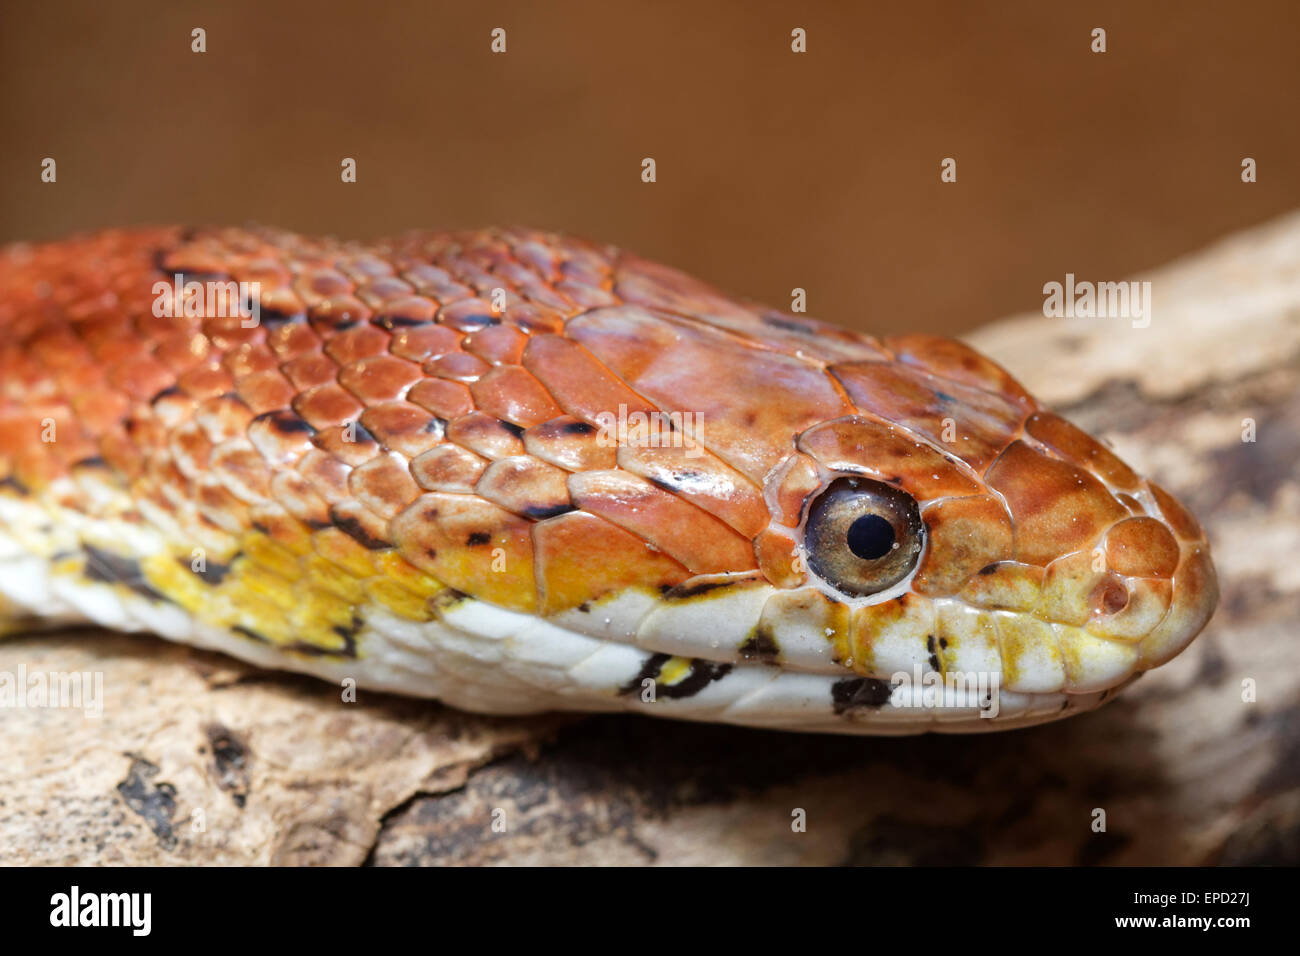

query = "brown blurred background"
[2,0,1298,337]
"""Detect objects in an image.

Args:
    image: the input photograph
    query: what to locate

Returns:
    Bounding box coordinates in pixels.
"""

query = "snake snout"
[979,417,1218,676]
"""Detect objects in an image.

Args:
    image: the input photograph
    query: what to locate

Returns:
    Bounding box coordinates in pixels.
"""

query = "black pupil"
[846,513,895,560]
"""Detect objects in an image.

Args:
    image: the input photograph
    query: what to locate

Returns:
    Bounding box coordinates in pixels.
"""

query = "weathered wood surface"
[3,213,1298,865]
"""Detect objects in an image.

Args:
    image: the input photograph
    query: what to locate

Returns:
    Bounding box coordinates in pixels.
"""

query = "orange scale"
[510,240,560,280]
[446,412,526,460]
[557,260,606,287]
[389,323,462,363]
[475,456,573,519]
[348,453,422,520]
[735,311,890,364]
[92,336,147,367]
[311,423,380,468]
[754,526,807,589]
[913,495,1014,596]
[329,498,393,551]
[296,448,351,504]
[398,263,454,293]
[265,322,321,361]
[195,393,256,444]
[298,268,354,300]
[616,442,768,538]
[234,368,299,416]
[148,388,196,428]
[562,306,677,382]
[209,439,273,504]
[521,334,658,423]
[1104,516,1180,578]
[1025,411,1140,491]
[322,324,389,365]
[554,280,618,309]
[534,511,689,615]
[1137,546,1217,667]
[355,277,417,309]
[567,470,757,575]
[59,368,108,411]
[176,362,235,401]
[337,354,425,405]
[830,361,1025,472]
[423,280,474,304]
[195,476,254,536]
[488,261,536,290]
[798,418,982,500]
[437,299,500,332]
[159,246,233,277]
[411,444,488,493]
[14,449,67,490]
[291,383,364,431]
[98,430,145,482]
[505,283,570,316]
[767,452,824,527]
[522,417,617,472]
[957,561,1044,613]
[463,324,528,365]
[151,330,212,373]
[4,353,54,395]
[884,334,1034,407]
[613,266,752,324]
[391,492,538,612]
[370,302,437,331]
[54,434,101,472]
[407,378,474,420]
[106,356,175,405]
[166,421,214,480]
[246,503,314,554]
[231,258,293,286]
[257,288,308,325]
[1149,482,1206,543]
[268,469,333,528]
[281,353,339,391]
[78,328,133,364]
[424,351,491,383]
[985,441,1129,568]
[359,402,445,458]
[469,365,564,428]
[338,254,397,282]
[144,460,195,516]
[201,315,264,352]
[221,341,280,378]
[28,328,91,371]
[247,410,317,467]
[569,308,854,485]
[560,253,612,279]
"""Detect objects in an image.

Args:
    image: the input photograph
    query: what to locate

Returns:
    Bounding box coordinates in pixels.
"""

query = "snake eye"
[803,476,925,597]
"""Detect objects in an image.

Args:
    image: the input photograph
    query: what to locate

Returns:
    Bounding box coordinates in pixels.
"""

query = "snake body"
[0,227,1218,733]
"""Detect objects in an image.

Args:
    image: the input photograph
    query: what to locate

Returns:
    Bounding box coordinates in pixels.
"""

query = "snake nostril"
[1093,578,1130,616]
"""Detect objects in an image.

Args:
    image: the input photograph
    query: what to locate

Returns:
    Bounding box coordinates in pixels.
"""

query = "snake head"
[737,333,1219,727]
[529,289,1217,731]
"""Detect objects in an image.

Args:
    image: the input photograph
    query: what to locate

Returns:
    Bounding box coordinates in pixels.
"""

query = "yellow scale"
[137,524,451,659]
